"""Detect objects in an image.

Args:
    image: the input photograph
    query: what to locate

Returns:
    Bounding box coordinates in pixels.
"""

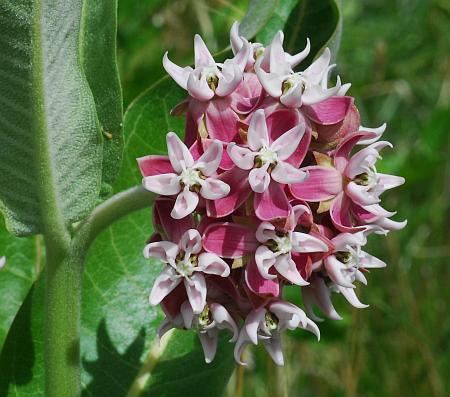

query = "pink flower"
[163,33,250,101]
[144,229,230,314]
[139,132,230,219]
[158,301,238,363]
[255,32,341,108]
[291,132,406,232]
[228,109,307,193]
[234,300,319,366]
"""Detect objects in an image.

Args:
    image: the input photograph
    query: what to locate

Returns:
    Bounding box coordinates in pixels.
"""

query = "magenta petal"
[334,131,377,173]
[330,193,365,232]
[205,97,240,142]
[245,258,280,297]
[202,222,258,258]
[254,181,291,221]
[137,155,174,177]
[303,96,353,125]
[206,167,252,218]
[290,166,343,201]
[154,198,195,242]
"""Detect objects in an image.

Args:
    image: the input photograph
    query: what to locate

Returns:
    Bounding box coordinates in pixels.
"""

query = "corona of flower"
[138,23,406,365]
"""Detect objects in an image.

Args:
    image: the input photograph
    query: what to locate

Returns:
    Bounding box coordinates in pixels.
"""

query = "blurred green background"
[117,1,450,396]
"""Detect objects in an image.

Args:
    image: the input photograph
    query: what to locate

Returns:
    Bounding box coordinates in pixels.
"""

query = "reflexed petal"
[337,285,369,308]
[270,124,305,160]
[302,48,331,85]
[286,38,310,67]
[195,140,222,176]
[249,164,271,193]
[180,229,202,255]
[290,166,342,201]
[263,336,284,366]
[149,267,181,306]
[377,173,405,190]
[227,143,257,170]
[331,232,366,251]
[211,303,239,341]
[255,221,277,244]
[247,109,269,150]
[167,132,194,172]
[199,331,218,363]
[254,180,291,221]
[324,256,355,288]
[185,273,207,314]
[302,276,342,321]
[203,222,259,258]
[143,241,179,262]
[137,155,174,177]
[194,34,215,67]
[274,254,308,286]
[255,245,278,279]
[172,188,199,219]
[346,141,392,179]
[234,330,251,366]
[291,232,328,253]
[163,52,193,89]
[359,250,387,268]
[198,253,230,276]
[245,258,280,297]
[143,173,181,196]
[346,181,380,206]
[255,59,284,98]
[205,97,240,142]
[200,177,230,200]
[302,83,341,106]
[271,161,307,184]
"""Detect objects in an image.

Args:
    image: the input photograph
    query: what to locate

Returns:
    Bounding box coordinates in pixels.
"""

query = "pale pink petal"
[149,267,182,305]
[374,217,407,231]
[137,155,174,177]
[331,232,366,251]
[274,254,308,286]
[357,123,386,145]
[171,188,199,219]
[197,253,230,277]
[167,132,194,172]
[302,83,341,106]
[143,174,181,195]
[270,124,305,160]
[245,308,266,344]
[345,141,392,179]
[234,330,251,366]
[334,132,376,173]
[302,48,331,85]
[206,168,252,218]
[163,52,193,89]
[255,61,283,98]
[302,276,342,321]
[187,71,215,101]
[143,241,179,262]
[291,232,328,253]
[180,229,202,255]
[203,222,258,258]
[205,97,240,142]
[195,140,222,176]
[303,96,353,125]
[245,258,280,297]
[359,250,386,268]
[280,86,303,108]
[211,303,239,342]
[216,62,243,97]
[337,285,369,308]
[263,336,284,366]
[185,273,207,314]
[199,331,218,363]
[227,143,257,170]
[269,32,291,75]
[255,221,277,244]
[271,161,307,184]
[290,166,342,201]
[345,181,380,206]
[377,173,405,190]
[247,109,269,150]
[254,180,291,221]
[181,300,195,328]
[194,34,215,67]
[255,245,278,279]
[200,177,230,200]
[324,256,355,288]
[286,38,311,67]
[249,164,271,193]
[157,317,179,341]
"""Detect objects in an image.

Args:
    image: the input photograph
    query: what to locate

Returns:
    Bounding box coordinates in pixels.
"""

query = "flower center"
[198,304,213,328]
[180,167,203,192]
[265,312,279,331]
[201,66,219,91]
[282,73,307,95]
[175,251,198,277]
[266,232,292,254]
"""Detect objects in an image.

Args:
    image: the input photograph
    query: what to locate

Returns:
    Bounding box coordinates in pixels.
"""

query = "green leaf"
[284,0,342,65]
[239,0,278,39]
[0,0,103,236]
[80,0,124,191]
[0,223,41,351]
[255,0,299,45]
[0,77,235,396]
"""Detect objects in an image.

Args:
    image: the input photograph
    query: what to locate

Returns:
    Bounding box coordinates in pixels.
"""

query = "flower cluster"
[138,23,406,365]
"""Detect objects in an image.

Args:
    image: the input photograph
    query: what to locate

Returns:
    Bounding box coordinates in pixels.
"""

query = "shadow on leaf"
[82,319,145,397]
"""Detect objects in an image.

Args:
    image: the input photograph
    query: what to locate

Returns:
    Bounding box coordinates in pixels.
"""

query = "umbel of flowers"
[137,22,406,366]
